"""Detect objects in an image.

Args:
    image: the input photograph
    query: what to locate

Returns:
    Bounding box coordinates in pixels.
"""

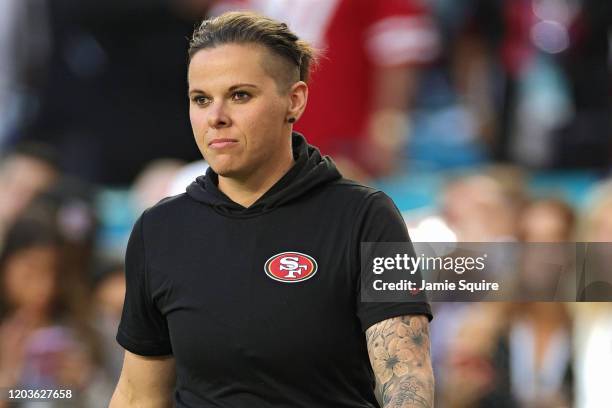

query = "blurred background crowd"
[0,0,610,407]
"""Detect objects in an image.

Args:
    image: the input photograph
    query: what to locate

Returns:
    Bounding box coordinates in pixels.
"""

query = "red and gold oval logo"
[264,252,318,283]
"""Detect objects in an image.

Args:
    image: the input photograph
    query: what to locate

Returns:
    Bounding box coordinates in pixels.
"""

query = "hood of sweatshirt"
[186,132,342,217]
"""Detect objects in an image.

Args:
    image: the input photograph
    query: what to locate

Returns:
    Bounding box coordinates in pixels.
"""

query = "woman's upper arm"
[110,350,176,408]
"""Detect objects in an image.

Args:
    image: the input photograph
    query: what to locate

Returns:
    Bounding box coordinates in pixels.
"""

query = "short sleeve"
[354,192,433,332]
[116,212,172,356]
[363,0,439,66]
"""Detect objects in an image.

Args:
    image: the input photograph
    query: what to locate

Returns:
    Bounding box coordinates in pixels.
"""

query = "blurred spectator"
[92,259,126,385]
[435,302,507,408]
[581,180,612,242]
[477,0,610,168]
[0,0,50,147]
[211,0,439,181]
[0,142,60,244]
[518,198,575,242]
[441,198,577,408]
[486,303,572,408]
[504,199,575,408]
[167,160,210,196]
[574,180,612,408]
[552,0,612,168]
[428,172,522,406]
[0,212,111,407]
[574,300,612,408]
[131,158,185,214]
[0,0,20,144]
[577,180,612,300]
[517,199,577,300]
[401,0,501,170]
[26,177,100,316]
[441,173,520,241]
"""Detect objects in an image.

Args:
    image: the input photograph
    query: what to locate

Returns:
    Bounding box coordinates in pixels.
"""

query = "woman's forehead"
[188,43,294,92]
[188,44,273,87]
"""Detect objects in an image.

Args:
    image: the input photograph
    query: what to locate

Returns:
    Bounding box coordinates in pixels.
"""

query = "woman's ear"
[287,81,308,123]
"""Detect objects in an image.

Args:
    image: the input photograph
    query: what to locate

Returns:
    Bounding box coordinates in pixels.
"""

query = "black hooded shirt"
[117,133,432,408]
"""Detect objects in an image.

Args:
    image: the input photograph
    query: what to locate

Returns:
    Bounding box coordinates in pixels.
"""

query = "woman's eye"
[193,96,210,105]
[232,91,250,102]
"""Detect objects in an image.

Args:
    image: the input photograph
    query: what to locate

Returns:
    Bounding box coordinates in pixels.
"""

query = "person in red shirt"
[210,0,439,180]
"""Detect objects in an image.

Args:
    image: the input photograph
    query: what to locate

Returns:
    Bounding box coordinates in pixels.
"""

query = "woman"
[110,11,433,407]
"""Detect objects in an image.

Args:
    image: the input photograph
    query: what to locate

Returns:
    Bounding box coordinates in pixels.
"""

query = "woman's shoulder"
[140,193,199,222]
[323,177,383,199]
[321,177,396,210]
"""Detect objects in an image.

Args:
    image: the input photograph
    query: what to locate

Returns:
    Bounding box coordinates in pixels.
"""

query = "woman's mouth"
[208,138,238,149]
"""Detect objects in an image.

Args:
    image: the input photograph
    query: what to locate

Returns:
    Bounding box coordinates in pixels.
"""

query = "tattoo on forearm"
[366,315,434,408]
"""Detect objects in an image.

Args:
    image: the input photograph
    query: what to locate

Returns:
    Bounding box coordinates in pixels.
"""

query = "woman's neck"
[218,152,295,208]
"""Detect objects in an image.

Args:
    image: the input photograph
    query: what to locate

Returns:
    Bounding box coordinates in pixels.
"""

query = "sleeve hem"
[116,329,172,357]
[360,302,433,332]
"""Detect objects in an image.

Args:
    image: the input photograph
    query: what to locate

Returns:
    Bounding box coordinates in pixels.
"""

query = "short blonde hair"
[189,11,316,87]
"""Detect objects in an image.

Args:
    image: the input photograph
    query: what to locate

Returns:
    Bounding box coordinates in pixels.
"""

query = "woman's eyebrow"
[189,84,258,95]
[228,83,258,91]
[188,88,207,96]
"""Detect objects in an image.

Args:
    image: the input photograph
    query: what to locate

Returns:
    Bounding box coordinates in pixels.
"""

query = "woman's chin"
[211,163,243,179]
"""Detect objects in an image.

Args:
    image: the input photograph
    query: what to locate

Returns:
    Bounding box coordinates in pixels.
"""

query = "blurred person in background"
[581,180,612,243]
[0,142,59,245]
[573,180,612,408]
[165,160,210,196]
[0,211,111,407]
[517,199,577,300]
[0,0,50,147]
[575,180,612,299]
[0,0,22,145]
[427,171,523,404]
[441,173,520,242]
[518,199,575,242]
[444,302,573,408]
[92,259,126,386]
[509,199,575,408]
[130,159,186,215]
[451,0,611,168]
[25,176,101,341]
[210,0,439,181]
[441,198,576,408]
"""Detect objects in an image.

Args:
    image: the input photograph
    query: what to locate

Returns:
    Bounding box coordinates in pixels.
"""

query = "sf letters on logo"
[278,256,308,278]
[265,252,318,283]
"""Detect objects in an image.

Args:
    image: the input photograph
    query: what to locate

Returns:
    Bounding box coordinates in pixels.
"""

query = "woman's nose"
[207,102,231,128]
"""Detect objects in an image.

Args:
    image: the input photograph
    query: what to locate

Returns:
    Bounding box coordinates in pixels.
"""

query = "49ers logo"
[264,252,318,283]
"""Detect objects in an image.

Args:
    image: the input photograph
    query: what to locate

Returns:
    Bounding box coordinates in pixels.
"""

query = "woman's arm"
[366,315,434,408]
[109,350,176,408]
